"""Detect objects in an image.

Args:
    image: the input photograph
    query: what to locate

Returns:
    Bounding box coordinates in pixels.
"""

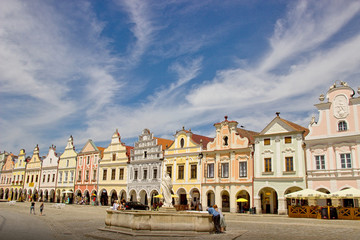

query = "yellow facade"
[24,145,42,200]
[98,130,130,205]
[164,128,213,209]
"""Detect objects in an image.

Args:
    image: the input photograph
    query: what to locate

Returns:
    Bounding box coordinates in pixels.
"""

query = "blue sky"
[1,0,360,156]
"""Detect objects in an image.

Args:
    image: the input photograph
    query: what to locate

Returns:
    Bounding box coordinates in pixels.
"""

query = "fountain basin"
[104,209,214,235]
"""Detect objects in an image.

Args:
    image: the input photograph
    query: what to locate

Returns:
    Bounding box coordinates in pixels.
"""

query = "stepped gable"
[236,128,259,144]
[154,137,174,150]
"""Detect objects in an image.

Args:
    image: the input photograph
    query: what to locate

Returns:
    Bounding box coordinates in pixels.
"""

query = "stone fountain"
[103,173,214,236]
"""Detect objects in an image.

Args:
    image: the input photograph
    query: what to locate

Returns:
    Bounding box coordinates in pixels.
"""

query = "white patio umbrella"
[331,187,360,198]
[62,190,73,194]
[284,189,330,199]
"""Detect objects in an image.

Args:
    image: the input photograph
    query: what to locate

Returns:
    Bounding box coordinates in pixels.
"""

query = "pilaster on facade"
[128,129,172,207]
[98,129,132,206]
[202,116,257,213]
[305,81,360,192]
[254,113,308,214]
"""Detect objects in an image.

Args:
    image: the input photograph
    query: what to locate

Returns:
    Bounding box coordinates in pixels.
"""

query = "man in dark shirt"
[30,201,35,215]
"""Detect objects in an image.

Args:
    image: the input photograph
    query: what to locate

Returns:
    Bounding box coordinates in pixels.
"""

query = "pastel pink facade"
[74,139,104,204]
[305,81,360,193]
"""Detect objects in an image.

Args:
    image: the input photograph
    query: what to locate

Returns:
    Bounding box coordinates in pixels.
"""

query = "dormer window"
[338,121,347,131]
[223,136,229,146]
[180,138,185,148]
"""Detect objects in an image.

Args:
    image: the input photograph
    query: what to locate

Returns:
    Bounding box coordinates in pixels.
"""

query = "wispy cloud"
[259,0,360,72]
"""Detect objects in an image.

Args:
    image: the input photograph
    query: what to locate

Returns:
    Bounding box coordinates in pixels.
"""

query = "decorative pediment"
[282,147,295,154]
[262,149,274,155]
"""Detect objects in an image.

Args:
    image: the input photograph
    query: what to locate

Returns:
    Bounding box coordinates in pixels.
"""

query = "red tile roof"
[154,137,174,150]
[279,117,309,136]
[191,133,214,149]
[236,128,259,144]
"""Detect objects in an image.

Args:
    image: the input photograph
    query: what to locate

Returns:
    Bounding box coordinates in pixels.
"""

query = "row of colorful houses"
[1,81,359,214]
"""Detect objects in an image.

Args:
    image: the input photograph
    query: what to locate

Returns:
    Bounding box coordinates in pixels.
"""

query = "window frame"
[207,163,214,178]
[239,161,247,178]
[221,162,229,178]
[315,155,326,170]
[340,153,351,169]
[178,165,184,179]
[264,138,271,145]
[190,164,197,179]
[264,158,272,172]
[285,156,294,172]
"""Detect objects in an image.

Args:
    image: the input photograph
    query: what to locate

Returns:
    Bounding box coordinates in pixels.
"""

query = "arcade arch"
[258,187,278,214]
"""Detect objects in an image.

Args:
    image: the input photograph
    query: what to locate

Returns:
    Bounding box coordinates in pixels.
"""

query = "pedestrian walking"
[30,200,35,215]
[40,201,44,216]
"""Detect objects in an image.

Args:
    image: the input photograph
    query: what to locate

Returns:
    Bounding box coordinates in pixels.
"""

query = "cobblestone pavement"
[1,202,360,240]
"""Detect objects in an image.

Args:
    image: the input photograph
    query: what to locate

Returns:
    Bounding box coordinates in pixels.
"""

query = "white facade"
[128,129,172,207]
[254,114,308,214]
[39,145,59,202]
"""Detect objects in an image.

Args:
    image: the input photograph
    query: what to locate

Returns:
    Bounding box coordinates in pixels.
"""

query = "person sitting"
[207,205,222,234]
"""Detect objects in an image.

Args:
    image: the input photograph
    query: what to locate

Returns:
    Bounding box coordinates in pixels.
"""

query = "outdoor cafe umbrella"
[284,189,329,199]
[154,194,178,198]
[331,187,360,198]
[62,190,73,194]
[236,198,248,202]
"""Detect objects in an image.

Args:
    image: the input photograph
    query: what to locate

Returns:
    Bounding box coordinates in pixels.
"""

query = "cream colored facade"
[24,145,42,201]
[12,149,27,201]
[254,114,308,214]
[57,136,77,203]
[164,127,213,209]
[98,130,131,206]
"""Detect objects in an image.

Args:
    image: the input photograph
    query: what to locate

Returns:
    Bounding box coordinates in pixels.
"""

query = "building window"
[178,165,184,179]
[143,169,147,179]
[191,164,197,179]
[285,137,292,144]
[166,166,172,178]
[103,169,107,181]
[221,163,229,178]
[50,158,52,164]
[87,156,90,165]
[153,168,157,179]
[66,160,69,167]
[93,169,96,180]
[338,121,347,131]
[285,157,294,171]
[36,175,39,182]
[144,151,147,159]
[112,153,116,161]
[111,169,116,180]
[207,163,214,178]
[85,170,89,181]
[65,172,68,182]
[43,174,46,182]
[70,171,74,182]
[59,173,62,182]
[239,162,247,177]
[315,155,325,170]
[46,174,50,182]
[223,136,228,146]
[27,175,29,183]
[264,158,272,172]
[264,138,270,145]
[134,170,138,180]
[31,175,34,183]
[180,138,185,148]
[119,168,124,180]
[52,174,55,182]
[340,153,351,168]
[78,171,81,181]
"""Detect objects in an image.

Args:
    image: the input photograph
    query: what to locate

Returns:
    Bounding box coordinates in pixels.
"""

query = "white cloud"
[259,0,360,72]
